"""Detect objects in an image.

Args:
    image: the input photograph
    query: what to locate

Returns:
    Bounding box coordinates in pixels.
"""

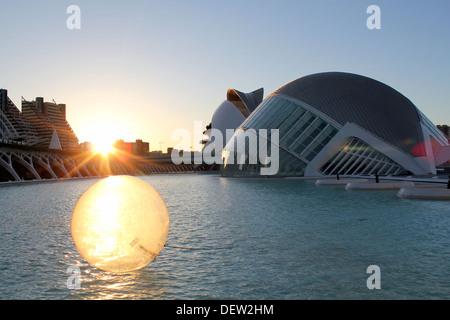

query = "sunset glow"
[82,119,122,156]
[94,140,115,156]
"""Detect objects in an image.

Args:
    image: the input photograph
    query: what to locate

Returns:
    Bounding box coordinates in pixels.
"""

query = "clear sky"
[1,0,449,151]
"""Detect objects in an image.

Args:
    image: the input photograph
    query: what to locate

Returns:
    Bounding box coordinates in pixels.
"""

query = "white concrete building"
[220,72,450,177]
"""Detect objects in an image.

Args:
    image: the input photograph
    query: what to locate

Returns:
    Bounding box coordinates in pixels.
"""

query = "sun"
[79,115,130,156]
[94,140,115,156]
[89,122,118,156]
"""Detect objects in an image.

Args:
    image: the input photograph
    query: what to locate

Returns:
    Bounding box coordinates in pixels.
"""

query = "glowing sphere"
[71,176,169,273]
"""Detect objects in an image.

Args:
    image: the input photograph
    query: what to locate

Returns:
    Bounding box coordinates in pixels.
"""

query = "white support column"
[0,151,20,181]
[12,152,41,180]
[33,155,58,179]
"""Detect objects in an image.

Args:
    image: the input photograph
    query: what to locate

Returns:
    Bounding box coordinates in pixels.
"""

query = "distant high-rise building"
[80,141,94,152]
[0,89,41,146]
[134,139,150,156]
[113,139,149,156]
[21,96,79,151]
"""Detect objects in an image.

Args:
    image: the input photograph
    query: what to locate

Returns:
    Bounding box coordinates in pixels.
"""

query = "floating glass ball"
[71,176,169,273]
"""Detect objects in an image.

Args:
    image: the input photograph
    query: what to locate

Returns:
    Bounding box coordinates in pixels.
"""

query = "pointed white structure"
[49,129,62,150]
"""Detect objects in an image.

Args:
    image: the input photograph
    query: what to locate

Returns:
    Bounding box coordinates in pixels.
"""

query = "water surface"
[1,174,449,299]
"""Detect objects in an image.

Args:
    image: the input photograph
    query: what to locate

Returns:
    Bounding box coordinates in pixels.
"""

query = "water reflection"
[66,264,170,300]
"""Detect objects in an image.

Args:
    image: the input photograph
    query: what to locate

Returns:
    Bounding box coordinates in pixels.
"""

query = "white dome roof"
[204,100,246,149]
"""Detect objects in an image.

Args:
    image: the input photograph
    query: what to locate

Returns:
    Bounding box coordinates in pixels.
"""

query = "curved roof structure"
[270,72,423,156]
[227,88,264,117]
[216,72,448,177]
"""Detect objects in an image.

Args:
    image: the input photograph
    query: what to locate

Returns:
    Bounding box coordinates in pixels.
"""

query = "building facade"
[21,97,79,151]
[1,89,80,151]
[113,139,150,156]
[1,89,41,146]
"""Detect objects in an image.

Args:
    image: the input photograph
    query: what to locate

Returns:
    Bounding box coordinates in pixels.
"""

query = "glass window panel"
[319,135,332,146]
[315,121,327,131]
[377,163,389,175]
[295,136,314,154]
[305,151,317,162]
[283,128,302,148]
[312,127,335,147]
[268,102,299,130]
[362,160,378,175]
[320,151,342,174]
[259,99,288,128]
[275,149,306,176]
[301,138,327,160]
[345,156,366,175]
[242,97,273,127]
[285,113,315,148]
[281,112,309,146]
[355,143,368,155]
[310,128,322,139]
[290,120,320,151]
[279,150,295,164]
[253,98,286,130]
[321,126,337,139]
[306,139,321,153]
[338,156,358,174]
[278,107,306,138]
[247,97,277,129]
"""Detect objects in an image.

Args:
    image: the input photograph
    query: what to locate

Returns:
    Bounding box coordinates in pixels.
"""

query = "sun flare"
[94,140,115,156]
[86,120,120,156]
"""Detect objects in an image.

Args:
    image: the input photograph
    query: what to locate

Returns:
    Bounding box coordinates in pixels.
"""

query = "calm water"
[0,174,449,300]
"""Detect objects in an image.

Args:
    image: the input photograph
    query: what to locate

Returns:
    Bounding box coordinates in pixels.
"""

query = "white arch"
[32,155,58,179]
[0,152,20,181]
